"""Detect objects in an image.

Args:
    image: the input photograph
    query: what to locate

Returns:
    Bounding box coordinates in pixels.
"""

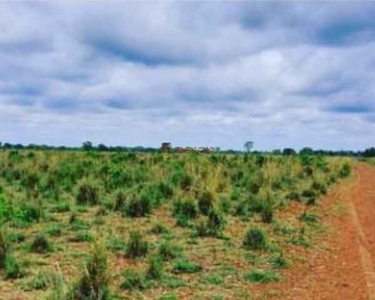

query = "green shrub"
[51,202,71,213]
[29,271,51,290]
[301,189,317,205]
[150,223,170,235]
[30,234,52,253]
[339,162,351,178]
[0,230,9,268]
[286,191,301,202]
[21,171,40,190]
[198,190,216,215]
[172,259,202,274]
[162,276,186,289]
[288,227,311,248]
[171,171,193,191]
[155,181,174,199]
[6,231,26,243]
[158,241,181,261]
[69,241,111,300]
[311,181,327,195]
[5,255,26,279]
[147,255,164,280]
[207,209,226,233]
[113,190,126,211]
[173,198,198,226]
[261,201,273,224]
[76,180,100,205]
[196,209,226,238]
[245,269,281,283]
[125,231,149,258]
[125,194,152,217]
[47,225,62,237]
[107,235,126,252]
[203,274,224,285]
[243,227,267,251]
[14,202,42,224]
[120,270,148,290]
[299,211,319,225]
[70,231,94,243]
[248,198,265,213]
[69,215,91,231]
[269,254,290,269]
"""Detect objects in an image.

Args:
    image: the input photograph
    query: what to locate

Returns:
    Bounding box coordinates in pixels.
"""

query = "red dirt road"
[279,163,375,300]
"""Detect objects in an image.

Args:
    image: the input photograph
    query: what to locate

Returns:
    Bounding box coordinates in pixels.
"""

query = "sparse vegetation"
[0,149,352,298]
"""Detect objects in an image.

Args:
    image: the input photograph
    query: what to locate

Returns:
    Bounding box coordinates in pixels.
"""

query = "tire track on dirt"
[350,166,375,300]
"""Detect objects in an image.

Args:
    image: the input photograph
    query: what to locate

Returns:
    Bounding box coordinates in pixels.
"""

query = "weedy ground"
[0,150,352,299]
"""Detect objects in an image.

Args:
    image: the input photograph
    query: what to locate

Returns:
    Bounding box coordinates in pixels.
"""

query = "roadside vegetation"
[0,150,352,299]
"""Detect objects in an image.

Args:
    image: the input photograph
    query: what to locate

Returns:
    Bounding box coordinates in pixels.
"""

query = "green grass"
[246,269,282,283]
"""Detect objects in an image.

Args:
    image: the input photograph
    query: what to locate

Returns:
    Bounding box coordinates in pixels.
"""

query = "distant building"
[161,142,172,152]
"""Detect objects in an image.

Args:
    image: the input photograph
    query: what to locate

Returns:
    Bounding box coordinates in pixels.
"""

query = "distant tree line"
[0,141,375,157]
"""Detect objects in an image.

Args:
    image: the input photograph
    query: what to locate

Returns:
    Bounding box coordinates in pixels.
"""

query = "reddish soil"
[276,163,375,300]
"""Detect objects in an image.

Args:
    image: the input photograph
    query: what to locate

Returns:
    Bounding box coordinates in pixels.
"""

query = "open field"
[0,150,353,299]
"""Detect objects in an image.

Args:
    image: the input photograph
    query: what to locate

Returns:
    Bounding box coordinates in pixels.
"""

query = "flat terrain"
[270,163,375,300]
[0,152,370,299]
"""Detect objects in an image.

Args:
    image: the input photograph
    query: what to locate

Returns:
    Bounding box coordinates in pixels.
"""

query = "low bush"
[299,211,320,225]
[76,180,100,205]
[173,198,198,227]
[158,241,181,261]
[0,230,9,268]
[29,271,54,290]
[198,190,216,215]
[5,255,26,279]
[147,255,164,280]
[245,269,281,283]
[113,190,126,211]
[150,223,170,235]
[339,163,351,178]
[6,231,26,243]
[106,235,126,252]
[125,231,149,258]
[69,241,111,300]
[120,270,149,290]
[243,227,267,251]
[46,225,62,237]
[172,259,202,274]
[30,234,52,253]
[196,209,226,238]
[261,201,274,224]
[125,194,152,217]
[70,231,94,243]
[301,189,317,205]
[269,254,290,269]
[51,202,71,213]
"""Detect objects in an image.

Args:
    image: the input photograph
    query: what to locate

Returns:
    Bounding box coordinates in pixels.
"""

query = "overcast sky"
[1,2,375,151]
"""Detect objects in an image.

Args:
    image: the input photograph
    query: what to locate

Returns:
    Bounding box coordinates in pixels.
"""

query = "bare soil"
[274,163,375,300]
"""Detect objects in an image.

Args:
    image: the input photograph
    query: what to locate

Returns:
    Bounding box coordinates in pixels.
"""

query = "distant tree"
[299,147,314,156]
[244,141,254,153]
[3,143,12,149]
[364,147,375,157]
[282,148,296,156]
[82,141,93,151]
[98,144,108,152]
